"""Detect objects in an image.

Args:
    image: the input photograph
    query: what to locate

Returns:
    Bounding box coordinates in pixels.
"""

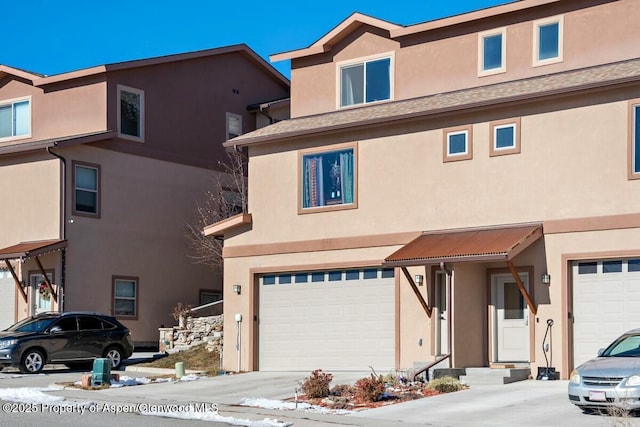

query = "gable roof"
[1,44,289,88]
[271,13,402,62]
[224,57,640,148]
[271,1,562,62]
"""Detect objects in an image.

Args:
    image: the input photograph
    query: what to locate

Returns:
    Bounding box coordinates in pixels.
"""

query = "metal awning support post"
[400,266,432,317]
[35,256,57,304]
[506,260,537,315]
[5,260,27,304]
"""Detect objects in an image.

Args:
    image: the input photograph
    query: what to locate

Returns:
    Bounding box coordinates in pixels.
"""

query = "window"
[443,126,473,162]
[78,315,103,330]
[117,85,144,141]
[226,113,242,140]
[534,16,563,66]
[73,161,100,216]
[630,102,640,179]
[578,262,597,275]
[279,274,292,284]
[603,260,622,273]
[113,277,137,318]
[490,118,521,156]
[339,55,392,107]
[295,273,308,283]
[479,28,506,76]
[0,98,31,140]
[300,144,356,212]
[629,259,640,272]
[199,291,222,305]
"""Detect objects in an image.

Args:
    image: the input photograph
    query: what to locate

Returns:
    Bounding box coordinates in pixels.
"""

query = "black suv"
[0,312,134,373]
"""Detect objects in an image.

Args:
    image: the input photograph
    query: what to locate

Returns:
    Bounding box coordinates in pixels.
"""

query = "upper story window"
[630,101,640,180]
[534,16,563,66]
[300,143,357,213]
[339,54,392,108]
[0,97,31,141]
[490,118,521,156]
[443,126,473,162]
[226,112,243,140]
[478,28,506,76]
[73,161,100,217]
[117,85,144,141]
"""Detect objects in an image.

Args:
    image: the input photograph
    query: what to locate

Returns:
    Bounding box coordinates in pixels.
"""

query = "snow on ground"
[240,397,353,415]
[0,386,66,404]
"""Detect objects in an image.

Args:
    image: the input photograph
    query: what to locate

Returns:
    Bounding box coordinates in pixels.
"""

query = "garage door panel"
[259,270,395,371]
[573,259,640,367]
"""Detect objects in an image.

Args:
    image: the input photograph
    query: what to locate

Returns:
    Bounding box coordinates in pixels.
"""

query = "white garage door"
[259,268,395,371]
[573,258,640,367]
[0,269,16,329]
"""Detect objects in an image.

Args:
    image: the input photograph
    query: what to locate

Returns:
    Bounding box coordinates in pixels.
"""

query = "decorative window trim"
[629,100,640,180]
[112,276,138,320]
[0,96,32,142]
[298,142,358,214]
[478,28,507,77]
[336,52,395,109]
[443,125,473,162]
[117,84,145,142]
[72,160,101,218]
[490,118,521,156]
[226,112,243,140]
[533,15,564,67]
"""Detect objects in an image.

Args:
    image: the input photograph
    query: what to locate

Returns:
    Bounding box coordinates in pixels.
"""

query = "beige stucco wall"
[290,0,640,117]
[60,145,219,344]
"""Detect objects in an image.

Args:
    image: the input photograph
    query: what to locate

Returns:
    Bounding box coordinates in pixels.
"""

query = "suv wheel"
[104,346,123,370]
[20,349,45,374]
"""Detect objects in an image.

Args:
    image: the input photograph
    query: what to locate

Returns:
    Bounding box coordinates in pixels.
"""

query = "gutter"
[46,146,67,310]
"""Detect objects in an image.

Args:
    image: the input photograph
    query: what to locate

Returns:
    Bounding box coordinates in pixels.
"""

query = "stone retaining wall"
[159,314,223,354]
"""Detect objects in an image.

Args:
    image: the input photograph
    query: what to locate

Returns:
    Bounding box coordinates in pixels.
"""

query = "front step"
[459,367,531,386]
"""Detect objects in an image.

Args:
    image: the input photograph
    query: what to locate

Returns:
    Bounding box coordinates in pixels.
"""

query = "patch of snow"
[178,374,199,382]
[0,386,66,404]
[240,398,352,415]
[110,376,152,388]
[142,409,291,426]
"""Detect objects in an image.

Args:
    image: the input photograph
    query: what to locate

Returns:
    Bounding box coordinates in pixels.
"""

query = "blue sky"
[3,0,510,79]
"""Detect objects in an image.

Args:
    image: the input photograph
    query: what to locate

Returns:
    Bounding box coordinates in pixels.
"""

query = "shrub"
[426,376,464,393]
[354,374,386,402]
[301,369,333,398]
[329,383,354,397]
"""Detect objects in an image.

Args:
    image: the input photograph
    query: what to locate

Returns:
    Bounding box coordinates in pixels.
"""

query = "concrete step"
[460,367,530,385]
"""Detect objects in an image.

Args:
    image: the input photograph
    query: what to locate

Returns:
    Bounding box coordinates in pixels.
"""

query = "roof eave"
[204,213,252,238]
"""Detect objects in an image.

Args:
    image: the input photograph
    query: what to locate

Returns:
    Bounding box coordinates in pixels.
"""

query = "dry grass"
[138,344,220,376]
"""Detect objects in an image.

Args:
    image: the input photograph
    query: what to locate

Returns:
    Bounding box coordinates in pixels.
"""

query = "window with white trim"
[117,85,144,141]
[490,118,521,156]
[339,56,392,107]
[73,162,100,216]
[300,145,356,211]
[534,16,563,66]
[113,277,137,318]
[479,28,506,76]
[443,126,473,162]
[0,98,31,140]
[226,112,242,140]
[631,102,640,178]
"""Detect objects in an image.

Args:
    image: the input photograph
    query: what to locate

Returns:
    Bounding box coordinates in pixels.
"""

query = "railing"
[413,354,451,382]
[190,299,224,317]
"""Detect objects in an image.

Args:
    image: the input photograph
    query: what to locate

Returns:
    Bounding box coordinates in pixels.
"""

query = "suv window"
[53,316,78,332]
[78,316,103,330]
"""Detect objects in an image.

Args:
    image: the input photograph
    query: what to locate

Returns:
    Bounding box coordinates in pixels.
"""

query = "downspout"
[46,145,66,312]
[440,262,453,367]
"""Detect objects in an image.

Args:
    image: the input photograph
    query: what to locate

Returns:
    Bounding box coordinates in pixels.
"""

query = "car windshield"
[602,334,640,357]
[5,317,58,333]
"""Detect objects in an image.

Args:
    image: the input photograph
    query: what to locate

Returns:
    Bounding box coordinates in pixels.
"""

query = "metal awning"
[0,239,66,304]
[383,224,542,267]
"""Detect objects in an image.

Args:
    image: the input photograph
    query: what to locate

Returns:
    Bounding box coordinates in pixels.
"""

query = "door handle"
[524,315,529,326]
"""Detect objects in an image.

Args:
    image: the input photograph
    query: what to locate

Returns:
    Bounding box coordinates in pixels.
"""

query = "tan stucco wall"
[290,0,640,117]
[60,145,220,344]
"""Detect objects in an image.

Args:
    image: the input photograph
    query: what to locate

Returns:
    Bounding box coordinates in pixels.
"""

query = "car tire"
[20,349,45,374]
[103,346,123,370]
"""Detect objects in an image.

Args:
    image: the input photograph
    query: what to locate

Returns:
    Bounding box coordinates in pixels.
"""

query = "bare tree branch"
[185,150,248,268]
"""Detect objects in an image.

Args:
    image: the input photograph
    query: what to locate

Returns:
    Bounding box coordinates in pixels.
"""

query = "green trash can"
[92,358,111,386]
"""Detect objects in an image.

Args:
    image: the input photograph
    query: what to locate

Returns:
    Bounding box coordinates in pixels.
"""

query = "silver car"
[569,329,640,411]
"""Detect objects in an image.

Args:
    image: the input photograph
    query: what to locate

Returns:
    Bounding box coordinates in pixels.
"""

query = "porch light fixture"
[233,284,242,295]
[414,275,424,286]
[541,273,551,285]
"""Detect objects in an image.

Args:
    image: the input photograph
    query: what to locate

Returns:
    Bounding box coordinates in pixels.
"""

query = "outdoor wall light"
[233,284,242,295]
[541,273,551,285]
[414,275,424,286]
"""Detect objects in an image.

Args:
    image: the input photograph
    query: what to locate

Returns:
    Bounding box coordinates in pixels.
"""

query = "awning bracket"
[401,266,432,318]
[35,256,57,304]
[506,260,537,316]
[5,260,27,304]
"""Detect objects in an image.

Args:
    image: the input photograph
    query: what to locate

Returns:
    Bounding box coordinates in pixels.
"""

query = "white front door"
[30,273,53,315]
[493,274,529,362]
[435,271,448,356]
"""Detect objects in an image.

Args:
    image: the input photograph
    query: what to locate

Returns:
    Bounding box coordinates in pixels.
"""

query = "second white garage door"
[258,268,395,371]
[573,258,640,367]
